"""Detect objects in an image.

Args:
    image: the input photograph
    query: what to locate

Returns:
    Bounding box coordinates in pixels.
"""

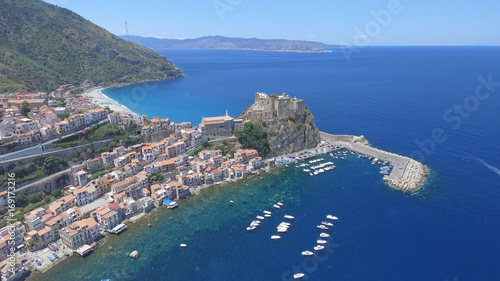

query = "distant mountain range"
[122,35,344,52]
[0,0,182,93]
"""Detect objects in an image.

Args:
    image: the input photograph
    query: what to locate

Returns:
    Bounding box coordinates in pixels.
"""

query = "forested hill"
[0,0,183,93]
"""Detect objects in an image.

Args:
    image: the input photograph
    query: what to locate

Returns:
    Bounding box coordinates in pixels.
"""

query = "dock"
[319,132,428,191]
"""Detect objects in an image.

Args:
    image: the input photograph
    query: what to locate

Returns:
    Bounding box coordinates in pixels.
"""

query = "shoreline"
[82,87,139,118]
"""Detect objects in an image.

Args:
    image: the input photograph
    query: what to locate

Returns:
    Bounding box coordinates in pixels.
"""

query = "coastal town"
[0,88,428,280]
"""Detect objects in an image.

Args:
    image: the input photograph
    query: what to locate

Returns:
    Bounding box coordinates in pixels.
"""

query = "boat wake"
[475,158,500,177]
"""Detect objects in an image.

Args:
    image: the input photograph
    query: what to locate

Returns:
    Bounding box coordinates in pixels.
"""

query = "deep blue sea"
[32,47,500,281]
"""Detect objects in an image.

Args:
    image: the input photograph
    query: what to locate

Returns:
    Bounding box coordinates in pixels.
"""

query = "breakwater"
[319,132,428,191]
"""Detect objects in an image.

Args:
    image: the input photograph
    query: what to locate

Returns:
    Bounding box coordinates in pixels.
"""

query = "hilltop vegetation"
[0,0,183,92]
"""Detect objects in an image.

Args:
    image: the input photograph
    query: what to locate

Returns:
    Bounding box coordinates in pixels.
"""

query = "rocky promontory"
[240,92,320,154]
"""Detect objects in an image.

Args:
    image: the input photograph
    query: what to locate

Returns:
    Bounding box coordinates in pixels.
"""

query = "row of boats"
[293,214,339,279]
[246,202,285,231]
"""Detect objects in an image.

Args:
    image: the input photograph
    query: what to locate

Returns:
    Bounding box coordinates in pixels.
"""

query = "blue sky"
[43,0,500,46]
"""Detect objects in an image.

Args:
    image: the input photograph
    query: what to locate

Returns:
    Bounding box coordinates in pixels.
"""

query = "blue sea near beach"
[32,47,500,281]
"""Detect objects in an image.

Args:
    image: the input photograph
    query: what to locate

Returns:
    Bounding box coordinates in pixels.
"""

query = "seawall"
[319,132,428,191]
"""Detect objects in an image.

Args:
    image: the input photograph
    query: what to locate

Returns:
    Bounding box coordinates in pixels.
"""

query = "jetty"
[319,132,428,191]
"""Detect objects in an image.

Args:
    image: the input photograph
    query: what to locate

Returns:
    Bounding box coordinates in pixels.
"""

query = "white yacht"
[293,273,305,279]
[309,172,313,176]
[301,251,314,256]
[321,221,334,227]
[273,204,280,209]
[326,215,339,221]
[317,240,328,244]
[256,216,265,220]
[303,169,310,172]
[284,215,295,219]
[271,235,281,240]
[263,210,272,215]
[264,214,271,218]
[314,245,325,251]
[247,226,256,231]
[320,233,330,238]
[277,202,283,206]
[180,244,187,248]
[317,225,329,230]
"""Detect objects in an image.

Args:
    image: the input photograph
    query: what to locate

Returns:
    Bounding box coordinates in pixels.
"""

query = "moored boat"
[320,233,330,238]
[301,251,314,256]
[317,240,328,244]
[257,215,265,220]
[326,215,338,220]
[273,204,280,209]
[293,273,305,279]
[284,215,295,219]
[317,225,329,230]
[321,221,334,227]
[271,235,281,240]
[314,245,325,251]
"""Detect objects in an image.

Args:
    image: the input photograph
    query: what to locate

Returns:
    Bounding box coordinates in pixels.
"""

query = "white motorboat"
[317,240,328,244]
[326,215,338,221]
[309,172,313,176]
[320,233,330,238]
[264,214,271,218]
[273,204,280,209]
[277,228,288,233]
[301,251,314,256]
[180,244,187,248]
[321,221,334,227]
[317,225,329,230]
[257,216,265,220]
[263,210,272,215]
[293,273,305,279]
[303,169,310,172]
[277,202,283,206]
[284,215,295,219]
[314,245,325,251]
[271,235,281,240]
[247,226,256,231]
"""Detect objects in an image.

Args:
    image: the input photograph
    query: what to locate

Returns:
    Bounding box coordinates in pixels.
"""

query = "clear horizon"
[42,0,500,46]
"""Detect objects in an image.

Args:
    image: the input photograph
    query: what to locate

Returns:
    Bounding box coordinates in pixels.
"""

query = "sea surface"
[31,47,500,281]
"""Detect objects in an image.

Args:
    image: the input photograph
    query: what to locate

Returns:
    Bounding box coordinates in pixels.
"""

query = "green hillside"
[0,0,183,93]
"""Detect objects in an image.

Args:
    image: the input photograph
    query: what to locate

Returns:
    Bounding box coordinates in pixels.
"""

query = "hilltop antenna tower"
[125,21,129,41]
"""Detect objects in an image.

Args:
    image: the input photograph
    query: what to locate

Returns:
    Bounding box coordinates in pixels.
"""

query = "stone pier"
[319,132,428,191]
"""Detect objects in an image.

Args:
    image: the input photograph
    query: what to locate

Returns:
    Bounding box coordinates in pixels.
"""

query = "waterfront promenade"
[319,132,428,191]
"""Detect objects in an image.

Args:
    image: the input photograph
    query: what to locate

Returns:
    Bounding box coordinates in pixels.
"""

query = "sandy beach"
[83,88,139,117]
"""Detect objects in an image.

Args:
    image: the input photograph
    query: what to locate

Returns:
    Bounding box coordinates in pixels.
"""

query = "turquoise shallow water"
[31,47,500,280]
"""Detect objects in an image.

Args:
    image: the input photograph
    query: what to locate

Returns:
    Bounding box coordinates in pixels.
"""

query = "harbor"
[319,132,428,191]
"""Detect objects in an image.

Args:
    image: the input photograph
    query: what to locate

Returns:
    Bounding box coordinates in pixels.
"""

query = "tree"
[20,100,31,117]
[234,122,271,157]
[51,189,62,198]
[16,191,28,207]
[42,156,64,174]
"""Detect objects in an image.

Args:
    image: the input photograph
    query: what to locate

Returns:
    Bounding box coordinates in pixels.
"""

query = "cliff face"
[264,109,320,154]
